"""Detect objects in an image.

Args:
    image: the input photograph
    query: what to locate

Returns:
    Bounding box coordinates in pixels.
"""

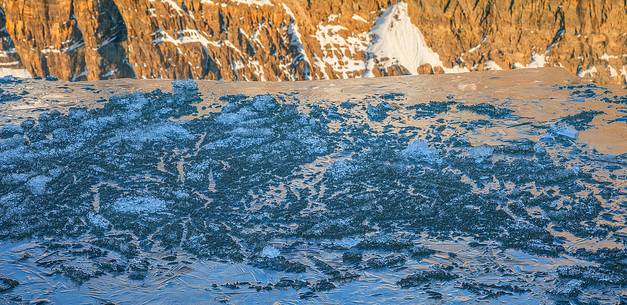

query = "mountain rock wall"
[0,0,625,84]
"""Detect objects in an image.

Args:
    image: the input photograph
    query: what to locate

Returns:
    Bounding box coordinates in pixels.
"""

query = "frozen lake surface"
[0,68,625,304]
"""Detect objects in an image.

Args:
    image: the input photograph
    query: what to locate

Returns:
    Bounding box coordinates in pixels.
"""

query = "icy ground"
[0,74,625,304]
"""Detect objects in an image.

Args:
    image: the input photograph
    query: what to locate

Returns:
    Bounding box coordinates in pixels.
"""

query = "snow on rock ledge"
[365,2,444,77]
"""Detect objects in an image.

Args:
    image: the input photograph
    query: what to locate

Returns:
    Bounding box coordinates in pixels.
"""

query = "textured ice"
[0,275,19,293]
[112,197,167,214]
[328,159,358,180]
[0,89,22,103]
[367,101,392,121]
[261,245,280,258]
[108,123,194,148]
[334,237,362,248]
[457,102,513,119]
[551,125,578,139]
[469,144,494,161]
[410,101,454,118]
[87,213,111,229]
[0,80,624,304]
[252,94,277,112]
[401,139,439,163]
[25,175,51,196]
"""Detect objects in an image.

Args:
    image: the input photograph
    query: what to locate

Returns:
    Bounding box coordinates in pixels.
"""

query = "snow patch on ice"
[261,245,280,258]
[26,175,51,196]
[329,160,358,180]
[216,107,257,125]
[112,196,167,214]
[551,125,578,139]
[88,213,111,229]
[252,95,277,112]
[335,237,362,248]
[401,139,439,163]
[107,123,194,147]
[469,145,494,162]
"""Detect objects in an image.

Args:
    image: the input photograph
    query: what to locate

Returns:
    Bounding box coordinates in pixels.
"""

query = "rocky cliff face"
[0,0,625,84]
[0,10,30,78]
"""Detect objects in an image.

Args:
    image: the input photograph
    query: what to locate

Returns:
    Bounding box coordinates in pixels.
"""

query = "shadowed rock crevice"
[546,5,566,54]
[75,0,135,79]
[67,0,88,81]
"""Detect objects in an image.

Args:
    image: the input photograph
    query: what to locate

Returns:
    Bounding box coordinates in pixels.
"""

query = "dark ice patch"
[0,275,19,292]
[558,110,604,130]
[557,83,610,102]
[377,92,405,101]
[0,88,21,103]
[600,94,627,105]
[367,101,393,122]
[457,103,513,119]
[408,101,455,118]
[460,281,530,299]
[397,266,457,288]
